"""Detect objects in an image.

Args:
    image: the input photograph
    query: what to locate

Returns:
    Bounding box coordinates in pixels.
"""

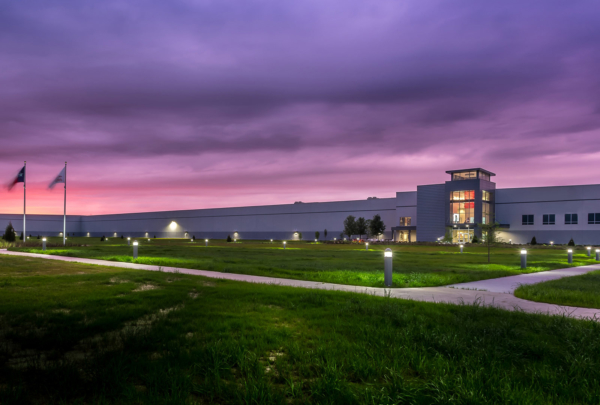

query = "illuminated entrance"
[452,229,473,243]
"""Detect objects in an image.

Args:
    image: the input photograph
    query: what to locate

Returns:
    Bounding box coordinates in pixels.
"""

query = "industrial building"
[2,168,600,244]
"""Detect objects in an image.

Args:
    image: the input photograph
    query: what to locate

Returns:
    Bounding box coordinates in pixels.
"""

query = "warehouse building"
[2,168,600,244]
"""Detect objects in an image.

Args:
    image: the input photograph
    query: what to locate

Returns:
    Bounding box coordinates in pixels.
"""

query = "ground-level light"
[568,249,573,264]
[384,249,393,287]
[133,241,138,259]
[205,239,208,247]
[459,244,464,253]
[127,237,131,246]
[365,242,369,251]
[42,238,46,251]
[283,241,287,250]
[596,249,600,261]
[587,246,592,257]
[521,250,527,269]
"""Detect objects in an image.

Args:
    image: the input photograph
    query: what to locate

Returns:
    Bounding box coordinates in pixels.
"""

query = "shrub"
[154,235,156,238]
[324,229,328,239]
[19,232,24,241]
[36,235,40,239]
[471,235,479,243]
[192,235,196,240]
[568,238,575,246]
[100,235,105,242]
[298,232,303,240]
[4,223,16,242]
[121,235,124,239]
[227,235,232,242]
[315,231,320,240]
[531,236,537,245]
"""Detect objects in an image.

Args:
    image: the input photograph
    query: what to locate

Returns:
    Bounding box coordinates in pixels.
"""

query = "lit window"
[399,217,411,226]
[522,215,534,225]
[588,213,600,224]
[565,214,578,225]
[482,190,493,201]
[542,214,555,225]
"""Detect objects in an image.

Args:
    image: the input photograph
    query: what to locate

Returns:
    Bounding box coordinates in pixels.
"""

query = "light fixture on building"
[169,222,177,230]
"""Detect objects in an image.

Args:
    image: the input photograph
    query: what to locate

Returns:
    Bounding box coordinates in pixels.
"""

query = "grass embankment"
[515,269,600,309]
[2,255,600,404]
[12,237,596,288]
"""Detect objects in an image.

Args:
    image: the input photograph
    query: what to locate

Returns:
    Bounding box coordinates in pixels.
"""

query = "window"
[452,171,478,181]
[399,217,411,226]
[451,202,475,223]
[543,214,555,225]
[588,213,600,224]
[482,202,491,224]
[522,215,534,225]
[480,172,490,181]
[451,190,475,201]
[565,214,578,225]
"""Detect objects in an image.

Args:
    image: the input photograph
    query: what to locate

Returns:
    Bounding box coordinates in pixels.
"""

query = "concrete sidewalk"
[2,249,600,320]
[448,263,600,293]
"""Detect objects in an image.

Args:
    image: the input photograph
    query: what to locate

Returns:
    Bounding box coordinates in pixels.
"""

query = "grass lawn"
[10,237,597,288]
[515,269,600,309]
[2,255,600,404]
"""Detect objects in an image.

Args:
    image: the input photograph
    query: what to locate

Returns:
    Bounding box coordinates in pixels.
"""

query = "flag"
[7,167,25,190]
[49,167,66,189]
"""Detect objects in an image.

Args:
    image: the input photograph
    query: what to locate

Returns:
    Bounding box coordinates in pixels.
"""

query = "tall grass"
[2,254,600,404]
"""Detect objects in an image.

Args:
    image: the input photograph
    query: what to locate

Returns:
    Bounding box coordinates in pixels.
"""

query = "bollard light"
[191,238,194,242]
[42,238,46,251]
[509,239,512,244]
[550,241,554,246]
[587,246,592,257]
[366,242,369,251]
[133,241,138,259]
[127,237,131,246]
[334,238,336,241]
[283,241,287,250]
[568,249,573,264]
[384,248,393,287]
[234,238,237,242]
[148,239,150,241]
[521,250,527,269]
[459,244,464,253]
[270,239,273,242]
[596,249,600,261]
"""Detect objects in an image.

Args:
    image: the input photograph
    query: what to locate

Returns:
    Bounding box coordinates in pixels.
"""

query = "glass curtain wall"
[450,190,475,224]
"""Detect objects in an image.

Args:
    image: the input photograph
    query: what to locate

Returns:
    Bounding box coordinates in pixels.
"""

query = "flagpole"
[63,162,67,246]
[23,161,26,242]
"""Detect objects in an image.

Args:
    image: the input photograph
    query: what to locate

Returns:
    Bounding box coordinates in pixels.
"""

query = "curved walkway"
[2,249,600,320]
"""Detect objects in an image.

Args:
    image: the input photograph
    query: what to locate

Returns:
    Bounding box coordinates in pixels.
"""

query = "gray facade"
[3,168,600,245]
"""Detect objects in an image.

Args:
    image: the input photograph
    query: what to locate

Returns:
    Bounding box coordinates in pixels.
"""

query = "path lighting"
[283,241,286,250]
[587,246,592,257]
[568,249,573,264]
[148,239,150,242]
[344,238,347,241]
[550,241,554,246]
[127,237,131,246]
[205,239,208,247]
[133,241,138,259]
[234,238,237,242]
[509,239,512,244]
[42,238,46,251]
[365,242,369,251]
[315,239,317,242]
[270,239,273,242]
[334,238,336,241]
[596,249,600,261]
[521,250,527,269]
[384,249,393,287]
[459,244,464,253]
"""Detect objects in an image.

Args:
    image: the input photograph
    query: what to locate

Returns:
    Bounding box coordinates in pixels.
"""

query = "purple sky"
[1,0,600,215]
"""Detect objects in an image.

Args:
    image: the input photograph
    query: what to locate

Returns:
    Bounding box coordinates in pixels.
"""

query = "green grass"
[2,255,600,404]
[11,237,597,288]
[515,269,600,309]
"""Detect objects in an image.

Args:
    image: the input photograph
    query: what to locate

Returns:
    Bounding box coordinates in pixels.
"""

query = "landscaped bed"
[2,254,600,404]
[10,237,597,288]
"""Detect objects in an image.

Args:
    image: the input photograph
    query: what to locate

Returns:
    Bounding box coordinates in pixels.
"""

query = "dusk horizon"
[2,0,600,215]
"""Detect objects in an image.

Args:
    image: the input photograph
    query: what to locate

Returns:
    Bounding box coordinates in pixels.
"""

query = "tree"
[324,229,328,239]
[227,235,232,242]
[369,214,386,239]
[355,217,368,239]
[101,235,105,241]
[298,232,303,240]
[442,227,453,243]
[471,235,479,243]
[343,216,357,239]
[4,222,16,242]
[568,238,575,246]
[479,222,500,263]
[121,235,124,239]
[530,236,537,245]
[192,235,196,240]
[19,232,24,241]
[315,231,320,240]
